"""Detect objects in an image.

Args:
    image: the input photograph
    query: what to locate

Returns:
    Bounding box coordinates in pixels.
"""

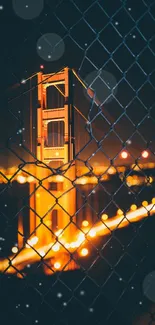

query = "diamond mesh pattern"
[0,1,155,324]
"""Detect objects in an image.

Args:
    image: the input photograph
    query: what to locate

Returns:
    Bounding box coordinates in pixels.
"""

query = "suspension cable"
[72,69,87,90]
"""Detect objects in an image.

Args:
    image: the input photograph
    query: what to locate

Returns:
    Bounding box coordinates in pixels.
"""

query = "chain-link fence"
[0,0,155,324]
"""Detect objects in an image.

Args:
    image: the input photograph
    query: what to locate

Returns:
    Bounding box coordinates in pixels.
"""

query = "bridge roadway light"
[142,201,148,207]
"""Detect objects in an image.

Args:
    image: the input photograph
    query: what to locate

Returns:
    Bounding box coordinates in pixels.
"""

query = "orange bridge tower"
[18,67,76,249]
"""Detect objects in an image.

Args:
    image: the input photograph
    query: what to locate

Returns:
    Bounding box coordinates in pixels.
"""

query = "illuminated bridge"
[0,67,155,276]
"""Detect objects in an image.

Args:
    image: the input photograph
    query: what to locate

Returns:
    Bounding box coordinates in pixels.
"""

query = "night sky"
[0,1,155,325]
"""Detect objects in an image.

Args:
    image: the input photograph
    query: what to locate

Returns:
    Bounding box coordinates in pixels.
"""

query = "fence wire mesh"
[0,0,155,324]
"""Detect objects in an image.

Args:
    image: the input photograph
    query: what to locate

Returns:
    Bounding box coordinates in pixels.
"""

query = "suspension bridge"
[0,67,155,276]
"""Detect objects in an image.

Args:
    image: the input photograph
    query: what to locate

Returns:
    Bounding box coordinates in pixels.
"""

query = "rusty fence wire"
[0,0,155,324]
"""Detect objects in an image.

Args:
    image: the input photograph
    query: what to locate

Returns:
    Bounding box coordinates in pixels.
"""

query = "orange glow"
[152,198,155,204]
[80,248,88,256]
[17,175,26,184]
[142,150,149,158]
[82,220,89,227]
[1,67,155,277]
[148,162,155,168]
[121,151,128,159]
[1,201,155,274]
[54,262,61,269]
[2,164,155,186]
[94,203,155,237]
[108,167,116,175]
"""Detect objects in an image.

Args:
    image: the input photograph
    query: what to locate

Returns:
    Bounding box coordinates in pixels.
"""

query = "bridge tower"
[18,68,76,248]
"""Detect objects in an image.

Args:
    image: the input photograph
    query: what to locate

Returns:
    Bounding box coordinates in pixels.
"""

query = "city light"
[40,64,44,69]
[21,79,26,84]
[17,175,26,184]
[141,150,149,158]
[80,248,89,256]
[11,247,18,254]
[121,151,128,159]
[108,167,116,175]
[54,262,61,269]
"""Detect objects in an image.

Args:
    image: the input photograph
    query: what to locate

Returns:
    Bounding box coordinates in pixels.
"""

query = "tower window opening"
[49,182,63,191]
[46,121,64,147]
[47,85,65,109]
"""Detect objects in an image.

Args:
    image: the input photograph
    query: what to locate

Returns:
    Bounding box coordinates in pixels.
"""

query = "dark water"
[0,171,155,325]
